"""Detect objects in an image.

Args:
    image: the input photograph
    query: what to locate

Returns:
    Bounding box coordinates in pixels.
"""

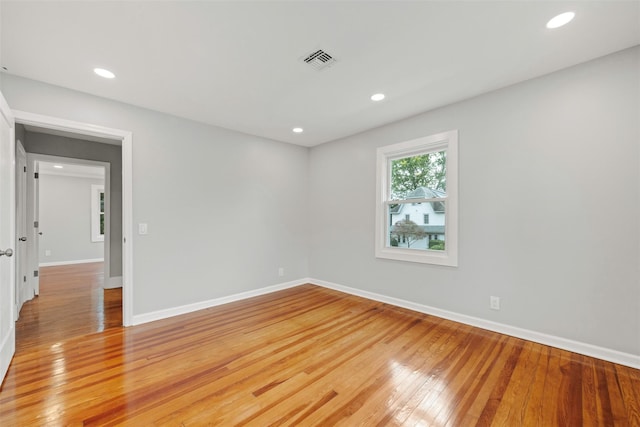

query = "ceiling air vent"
[302,49,337,71]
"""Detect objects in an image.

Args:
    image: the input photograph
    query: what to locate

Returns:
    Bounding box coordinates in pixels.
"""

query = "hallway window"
[91,184,105,242]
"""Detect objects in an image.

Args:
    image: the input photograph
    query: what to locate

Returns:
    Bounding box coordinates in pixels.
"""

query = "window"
[375,130,458,266]
[91,184,105,242]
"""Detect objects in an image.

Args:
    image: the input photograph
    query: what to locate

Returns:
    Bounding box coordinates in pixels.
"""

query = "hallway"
[15,262,122,353]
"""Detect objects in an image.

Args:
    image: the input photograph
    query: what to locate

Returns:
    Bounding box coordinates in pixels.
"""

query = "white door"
[16,141,30,315]
[0,91,16,383]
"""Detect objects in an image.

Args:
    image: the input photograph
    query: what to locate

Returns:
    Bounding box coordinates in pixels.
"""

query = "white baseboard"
[309,278,640,370]
[39,258,104,267]
[132,279,307,326]
[0,325,15,386]
[103,276,122,289]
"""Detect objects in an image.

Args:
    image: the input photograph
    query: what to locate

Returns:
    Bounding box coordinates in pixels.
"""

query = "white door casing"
[0,91,16,384]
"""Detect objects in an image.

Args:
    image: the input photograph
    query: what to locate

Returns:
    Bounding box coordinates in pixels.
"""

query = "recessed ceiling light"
[94,68,116,79]
[53,165,63,169]
[371,93,385,102]
[292,127,304,133]
[546,12,575,29]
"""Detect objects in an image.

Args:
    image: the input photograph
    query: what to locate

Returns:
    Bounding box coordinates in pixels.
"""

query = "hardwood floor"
[1,283,638,426]
[15,262,122,352]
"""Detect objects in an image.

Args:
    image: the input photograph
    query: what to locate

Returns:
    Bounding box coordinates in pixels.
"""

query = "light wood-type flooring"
[0,267,639,425]
[14,262,122,352]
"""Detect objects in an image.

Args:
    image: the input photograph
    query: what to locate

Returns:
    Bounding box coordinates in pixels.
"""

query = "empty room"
[0,1,638,425]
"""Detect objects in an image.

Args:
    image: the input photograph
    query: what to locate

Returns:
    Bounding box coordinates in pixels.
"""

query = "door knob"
[18,237,27,242]
[0,248,13,257]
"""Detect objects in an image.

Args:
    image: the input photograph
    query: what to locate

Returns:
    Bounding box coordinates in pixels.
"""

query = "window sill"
[375,246,458,266]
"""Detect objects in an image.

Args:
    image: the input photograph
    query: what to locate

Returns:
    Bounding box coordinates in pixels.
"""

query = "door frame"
[28,154,110,289]
[13,110,134,326]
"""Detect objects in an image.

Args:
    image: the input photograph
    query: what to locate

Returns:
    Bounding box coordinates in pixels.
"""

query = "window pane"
[390,150,446,200]
[388,202,445,251]
[100,192,105,213]
[100,213,105,235]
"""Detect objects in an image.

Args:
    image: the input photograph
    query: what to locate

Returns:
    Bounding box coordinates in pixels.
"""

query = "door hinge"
[34,172,39,179]
[34,270,39,278]
[34,221,39,228]
[23,275,26,283]
[24,166,27,173]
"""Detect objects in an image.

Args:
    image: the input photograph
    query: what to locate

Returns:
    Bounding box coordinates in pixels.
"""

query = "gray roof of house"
[390,187,446,214]
[407,187,446,213]
[405,187,446,199]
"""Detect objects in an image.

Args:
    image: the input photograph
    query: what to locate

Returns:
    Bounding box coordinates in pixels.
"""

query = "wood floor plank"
[520,345,551,427]
[493,341,543,426]
[616,364,640,425]
[582,355,602,427]
[1,266,639,426]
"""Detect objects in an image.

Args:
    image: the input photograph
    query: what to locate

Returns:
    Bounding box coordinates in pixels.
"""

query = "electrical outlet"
[278,267,284,277]
[45,250,51,257]
[490,296,500,310]
[138,223,148,235]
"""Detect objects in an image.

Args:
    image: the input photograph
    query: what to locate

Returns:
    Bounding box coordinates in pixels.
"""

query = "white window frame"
[91,184,105,242]
[375,130,458,266]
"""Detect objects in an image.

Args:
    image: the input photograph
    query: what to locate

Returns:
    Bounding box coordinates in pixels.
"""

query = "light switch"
[138,223,148,235]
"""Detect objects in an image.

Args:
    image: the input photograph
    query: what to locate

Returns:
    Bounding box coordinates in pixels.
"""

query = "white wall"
[309,46,640,357]
[0,75,310,315]
[38,173,104,264]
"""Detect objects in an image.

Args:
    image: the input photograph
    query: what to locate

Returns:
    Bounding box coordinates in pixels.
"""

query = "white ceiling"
[1,1,638,147]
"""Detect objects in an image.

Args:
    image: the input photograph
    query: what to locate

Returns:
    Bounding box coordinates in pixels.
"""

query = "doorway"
[15,157,119,350]
[13,110,133,327]
[28,156,111,281]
